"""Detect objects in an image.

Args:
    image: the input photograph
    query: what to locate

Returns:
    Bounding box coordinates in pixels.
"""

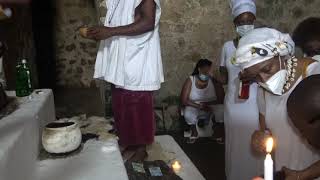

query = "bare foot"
[129,148,148,162]
[119,145,128,154]
[122,149,136,162]
[191,125,198,137]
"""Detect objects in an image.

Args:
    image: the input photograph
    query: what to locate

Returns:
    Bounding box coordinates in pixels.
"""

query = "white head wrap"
[234,28,295,69]
[230,0,256,19]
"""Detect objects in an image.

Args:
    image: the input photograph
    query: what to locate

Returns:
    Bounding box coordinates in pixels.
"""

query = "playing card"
[132,162,146,173]
[149,167,163,176]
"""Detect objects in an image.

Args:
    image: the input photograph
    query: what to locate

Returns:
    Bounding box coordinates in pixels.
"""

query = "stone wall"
[54,0,98,87]
[55,0,320,98]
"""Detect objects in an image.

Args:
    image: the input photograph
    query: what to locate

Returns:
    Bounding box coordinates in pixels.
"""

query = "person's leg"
[190,125,198,137]
[128,145,148,161]
[111,87,128,153]
[118,90,154,161]
[183,107,199,143]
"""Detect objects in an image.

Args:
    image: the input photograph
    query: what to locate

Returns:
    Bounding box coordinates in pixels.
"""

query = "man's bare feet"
[129,146,148,162]
[122,149,136,162]
[119,145,128,154]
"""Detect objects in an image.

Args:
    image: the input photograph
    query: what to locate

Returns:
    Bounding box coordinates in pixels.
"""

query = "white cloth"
[154,135,205,180]
[0,89,55,180]
[183,76,216,125]
[258,62,320,176]
[313,55,320,61]
[235,28,295,69]
[94,0,164,91]
[36,139,129,180]
[220,41,262,180]
[230,0,256,19]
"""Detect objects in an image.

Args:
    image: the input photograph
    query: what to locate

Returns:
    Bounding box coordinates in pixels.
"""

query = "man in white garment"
[87,0,163,161]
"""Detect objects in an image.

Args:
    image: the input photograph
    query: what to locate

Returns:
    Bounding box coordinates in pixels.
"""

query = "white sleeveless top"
[189,76,216,103]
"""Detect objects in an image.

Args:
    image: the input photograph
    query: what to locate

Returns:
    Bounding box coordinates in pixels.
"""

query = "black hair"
[292,17,320,48]
[192,59,212,75]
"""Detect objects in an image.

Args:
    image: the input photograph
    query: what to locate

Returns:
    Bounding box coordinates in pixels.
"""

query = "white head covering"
[230,0,256,19]
[234,28,295,69]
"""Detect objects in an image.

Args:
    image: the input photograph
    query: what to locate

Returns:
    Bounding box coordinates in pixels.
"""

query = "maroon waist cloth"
[112,88,155,146]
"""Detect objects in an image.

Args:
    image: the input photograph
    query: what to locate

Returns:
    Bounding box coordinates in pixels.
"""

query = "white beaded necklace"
[283,56,298,92]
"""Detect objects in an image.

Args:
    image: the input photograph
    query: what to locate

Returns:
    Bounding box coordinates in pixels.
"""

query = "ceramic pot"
[42,121,82,153]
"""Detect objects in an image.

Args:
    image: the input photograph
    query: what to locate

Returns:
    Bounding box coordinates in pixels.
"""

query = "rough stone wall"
[55,0,320,97]
[54,0,98,87]
[255,0,320,33]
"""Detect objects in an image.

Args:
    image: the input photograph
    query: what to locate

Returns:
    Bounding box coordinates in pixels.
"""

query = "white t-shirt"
[94,0,164,91]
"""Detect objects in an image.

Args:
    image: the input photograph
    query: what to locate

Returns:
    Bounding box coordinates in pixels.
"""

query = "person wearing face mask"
[235,28,320,180]
[219,0,262,179]
[180,59,224,144]
[292,17,320,61]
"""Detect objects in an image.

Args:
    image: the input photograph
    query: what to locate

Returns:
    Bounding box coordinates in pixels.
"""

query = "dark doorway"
[31,0,55,89]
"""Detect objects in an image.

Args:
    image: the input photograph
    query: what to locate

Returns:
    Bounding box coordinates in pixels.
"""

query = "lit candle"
[172,161,181,173]
[264,137,274,180]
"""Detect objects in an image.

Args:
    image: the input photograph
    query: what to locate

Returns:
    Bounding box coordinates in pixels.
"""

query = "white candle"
[264,137,274,180]
[264,154,273,180]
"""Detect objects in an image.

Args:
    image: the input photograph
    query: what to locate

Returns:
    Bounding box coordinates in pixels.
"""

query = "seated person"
[292,17,320,60]
[180,59,224,143]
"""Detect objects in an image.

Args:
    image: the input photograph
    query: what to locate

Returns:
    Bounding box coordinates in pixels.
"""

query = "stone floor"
[54,87,226,180]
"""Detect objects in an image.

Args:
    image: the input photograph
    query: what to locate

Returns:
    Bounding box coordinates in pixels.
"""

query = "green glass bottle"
[16,59,33,97]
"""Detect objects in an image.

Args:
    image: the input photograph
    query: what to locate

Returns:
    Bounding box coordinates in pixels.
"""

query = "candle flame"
[266,137,274,153]
[172,161,181,169]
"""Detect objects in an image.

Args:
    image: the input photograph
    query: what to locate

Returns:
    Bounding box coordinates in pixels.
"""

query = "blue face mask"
[198,74,209,81]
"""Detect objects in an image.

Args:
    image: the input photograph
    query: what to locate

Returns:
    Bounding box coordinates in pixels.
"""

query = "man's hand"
[87,26,115,40]
[252,177,264,180]
[282,167,304,180]
[251,130,272,155]
[199,103,213,112]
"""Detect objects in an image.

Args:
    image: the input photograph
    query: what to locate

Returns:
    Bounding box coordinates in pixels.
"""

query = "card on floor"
[149,167,163,176]
[132,162,146,173]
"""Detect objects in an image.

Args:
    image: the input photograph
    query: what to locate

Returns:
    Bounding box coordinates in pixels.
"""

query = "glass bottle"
[238,80,250,99]
[16,59,33,97]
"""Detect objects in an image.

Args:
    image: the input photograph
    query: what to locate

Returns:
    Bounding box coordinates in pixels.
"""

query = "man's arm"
[283,160,320,180]
[87,0,156,40]
[301,160,320,180]
[219,66,228,84]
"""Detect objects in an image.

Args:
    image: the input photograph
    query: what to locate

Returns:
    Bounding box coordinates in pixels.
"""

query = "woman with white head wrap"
[235,28,320,180]
[219,0,262,179]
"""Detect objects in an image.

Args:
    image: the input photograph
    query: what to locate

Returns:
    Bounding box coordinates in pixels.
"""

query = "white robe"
[220,41,262,180]
[94,0,164,91]
[258,62,320,178]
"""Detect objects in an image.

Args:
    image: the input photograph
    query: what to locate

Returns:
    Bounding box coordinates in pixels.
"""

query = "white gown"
[220,41,262,180]
[258,61,320,178]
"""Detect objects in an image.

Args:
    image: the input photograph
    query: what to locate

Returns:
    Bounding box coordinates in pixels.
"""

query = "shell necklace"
[283,56,298,92]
